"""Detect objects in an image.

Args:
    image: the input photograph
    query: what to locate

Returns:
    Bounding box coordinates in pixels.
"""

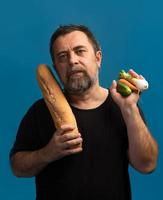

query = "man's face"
[52,31,102,95]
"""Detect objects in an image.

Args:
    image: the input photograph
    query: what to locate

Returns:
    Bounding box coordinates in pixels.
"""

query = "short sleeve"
[10,102,41,157]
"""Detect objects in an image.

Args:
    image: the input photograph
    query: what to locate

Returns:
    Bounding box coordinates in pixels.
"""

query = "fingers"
[128,69,144,79]
[139,74,145,79]
[63,137,83,149]
[110,80,121,97]
[64,146,83,156]
[55,124,75,136]
[128,69,139,78]
[55,124,83,150]
[60,132,81,143]
[44,124,83,162]
[110,80,117,91]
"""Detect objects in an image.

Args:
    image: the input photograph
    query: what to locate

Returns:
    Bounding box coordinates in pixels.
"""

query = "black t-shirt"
[10,94,145,200]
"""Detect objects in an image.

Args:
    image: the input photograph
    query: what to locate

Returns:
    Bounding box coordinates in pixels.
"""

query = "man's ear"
[95,51,102,69]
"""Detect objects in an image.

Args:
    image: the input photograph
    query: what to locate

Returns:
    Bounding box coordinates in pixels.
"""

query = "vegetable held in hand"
[117,69,149,96]
[119,70,149,90]
[117,82,133,96]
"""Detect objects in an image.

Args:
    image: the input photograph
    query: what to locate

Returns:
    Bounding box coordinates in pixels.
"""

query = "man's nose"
[69,52,79,66]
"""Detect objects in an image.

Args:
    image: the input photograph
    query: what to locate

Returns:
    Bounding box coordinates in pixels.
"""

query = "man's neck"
[65,84,109,110]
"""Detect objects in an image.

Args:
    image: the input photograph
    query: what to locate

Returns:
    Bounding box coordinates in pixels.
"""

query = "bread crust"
[36,64,79,135]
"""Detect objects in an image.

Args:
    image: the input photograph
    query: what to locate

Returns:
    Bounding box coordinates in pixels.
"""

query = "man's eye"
[58,54,68,62]
[76,49,85,55]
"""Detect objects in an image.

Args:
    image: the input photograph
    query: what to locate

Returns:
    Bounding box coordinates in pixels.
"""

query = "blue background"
[0,0,162,199]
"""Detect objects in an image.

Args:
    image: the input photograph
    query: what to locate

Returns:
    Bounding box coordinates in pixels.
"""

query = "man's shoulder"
[32,98,46,108]
[26,98,49,116]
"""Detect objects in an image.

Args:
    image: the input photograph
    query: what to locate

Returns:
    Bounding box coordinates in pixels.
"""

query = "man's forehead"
[59,30,88,40]
[53,31,91,49]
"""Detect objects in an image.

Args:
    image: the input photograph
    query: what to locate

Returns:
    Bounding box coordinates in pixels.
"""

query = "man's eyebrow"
[73,45,87,50]
[56,45,87,57]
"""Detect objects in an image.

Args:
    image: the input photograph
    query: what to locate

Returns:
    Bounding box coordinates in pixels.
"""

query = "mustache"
[67,66,86,77]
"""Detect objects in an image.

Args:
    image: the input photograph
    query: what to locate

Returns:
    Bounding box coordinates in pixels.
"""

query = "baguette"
[36,64,79,136]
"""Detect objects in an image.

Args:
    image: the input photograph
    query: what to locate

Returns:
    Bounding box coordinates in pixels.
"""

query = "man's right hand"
[10,125,82,177]
[42,124,83,163]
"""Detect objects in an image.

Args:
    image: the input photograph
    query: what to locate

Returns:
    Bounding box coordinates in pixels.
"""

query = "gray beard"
[64,71,96,95]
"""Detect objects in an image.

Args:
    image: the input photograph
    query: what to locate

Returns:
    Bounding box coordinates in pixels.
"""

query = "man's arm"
[10,150,49,177]
[120,103,158,173]
[110,80,158,173]
[10,125,82,177]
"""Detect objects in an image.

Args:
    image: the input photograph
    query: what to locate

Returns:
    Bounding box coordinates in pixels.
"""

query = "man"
[10,24,158,200]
